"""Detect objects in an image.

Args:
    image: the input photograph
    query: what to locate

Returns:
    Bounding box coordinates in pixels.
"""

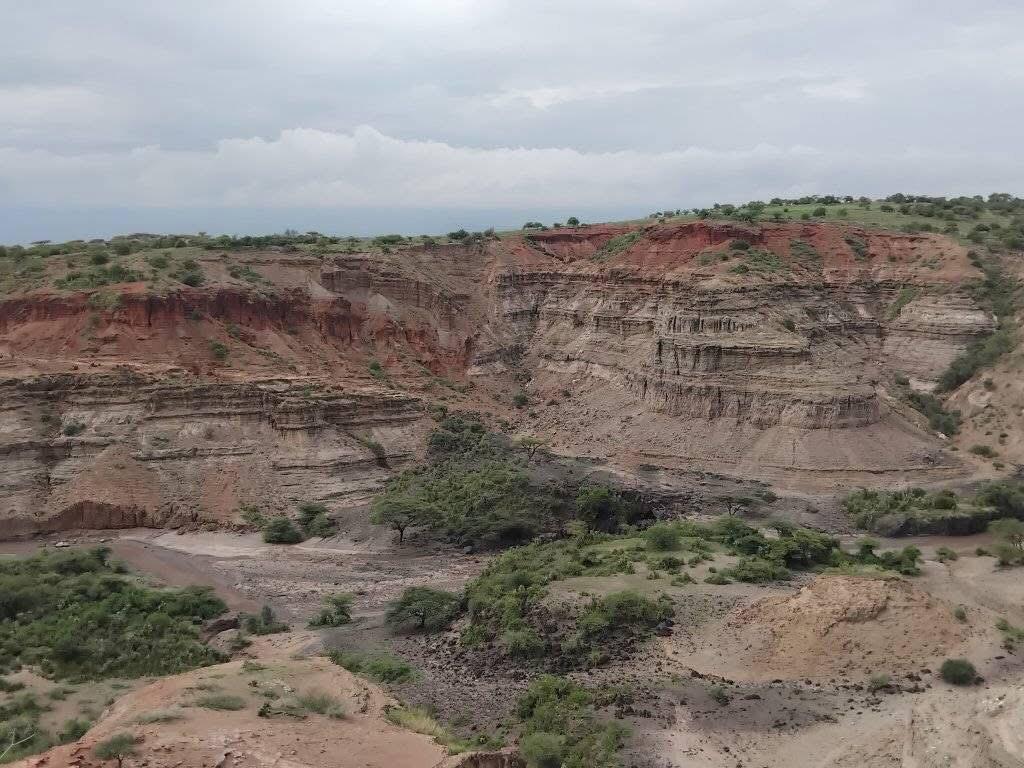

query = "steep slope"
[0,220,997,533]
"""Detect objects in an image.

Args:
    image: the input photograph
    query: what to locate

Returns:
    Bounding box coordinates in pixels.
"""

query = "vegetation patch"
[594,231,641,261]
[845,482,1024,537]
[327,650,417,684]
[906,391,961,435]
[371,416,644,549]
[730,248,786,274]
[515,675,627,768]
[938,658,977,685]
[0,547,225,682]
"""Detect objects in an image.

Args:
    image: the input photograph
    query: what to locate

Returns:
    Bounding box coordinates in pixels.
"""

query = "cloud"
[486,82,667,110]
[1,126,1020,217]
[801,78,869,101]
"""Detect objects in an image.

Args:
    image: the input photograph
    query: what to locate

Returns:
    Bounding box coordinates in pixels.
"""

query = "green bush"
[939,658,977,685]
[384,587,461,633]
[262,516,305,544]
[309,593,353,627]
[515,676,626,768]
[643,522,682,551]
[503,628,544,659]
[297,502,336,538]
[328,650,416,684]
[243,605,288,635]
[575,486,629,532]
[93,732,136,766]
[571,590,672,649]
[520,732,565,768]
[724,557,790,583]
[906,392,961,435]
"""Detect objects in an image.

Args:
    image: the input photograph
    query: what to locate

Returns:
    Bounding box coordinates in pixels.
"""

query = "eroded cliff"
[0,219,997,533]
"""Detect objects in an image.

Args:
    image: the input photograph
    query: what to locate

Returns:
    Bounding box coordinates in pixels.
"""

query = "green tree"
[575,485,625,531]
[566,216,580,227]
[990,518,1024,550]
[385,587,460,632]
[93,733,136,767]
[370,496,419,544]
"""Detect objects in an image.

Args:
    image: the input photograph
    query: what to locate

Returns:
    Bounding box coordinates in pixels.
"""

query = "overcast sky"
[2,0,1022,242]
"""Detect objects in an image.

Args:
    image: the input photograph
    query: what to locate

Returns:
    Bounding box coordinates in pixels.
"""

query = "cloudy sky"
[2,0,1022,242]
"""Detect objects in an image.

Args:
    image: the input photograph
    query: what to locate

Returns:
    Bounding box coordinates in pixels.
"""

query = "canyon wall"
[0,220,995,533]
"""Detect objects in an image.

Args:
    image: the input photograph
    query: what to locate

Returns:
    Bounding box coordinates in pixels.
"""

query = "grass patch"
[327,650,417,684]
[194,694,246,711]
[296,689,344,718]
[135,708,185,724]
[887,286,919,319]
[385,706,467,753]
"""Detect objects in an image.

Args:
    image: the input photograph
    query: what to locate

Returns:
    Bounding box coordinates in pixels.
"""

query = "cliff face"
[0,220,995,533]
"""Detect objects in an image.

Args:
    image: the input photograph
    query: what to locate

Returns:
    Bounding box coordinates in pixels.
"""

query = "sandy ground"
[13,637,449,768]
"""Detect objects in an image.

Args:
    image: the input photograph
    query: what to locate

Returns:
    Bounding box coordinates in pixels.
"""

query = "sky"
[1,0,1023,242]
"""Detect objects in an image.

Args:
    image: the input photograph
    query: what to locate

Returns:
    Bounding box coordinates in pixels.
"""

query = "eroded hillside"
[0,217,1008,534]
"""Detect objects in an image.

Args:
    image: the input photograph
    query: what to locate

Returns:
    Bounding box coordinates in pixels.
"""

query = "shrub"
[935,546,958,563]
[297,502,336,537]
[939,658,977,685]
[503,628,544,659]
[969,444,998,458]
[867,673,891,692]
[724,557,790,583]
[209,341,229,361]
[513,392,529,408]
[575,486,629,532]
[643,523,682,551]
[93,732,136,766]
[708,685,730,705]
[520,732,565,768]
[515,676,626,768]
[262,516,305,544]
[62,421,85,437]
[385,587,461,633]
[297,689,344,718]
[989,517,1024,550]
[953,605,967,622]
[906,392,961,435]
[309,593,353,627]
[243,605,289,635]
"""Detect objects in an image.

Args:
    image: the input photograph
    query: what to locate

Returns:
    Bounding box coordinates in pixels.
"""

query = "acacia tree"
[93,733,136,768]
[370,496,419,544]
[385,587,460,632]
[516,437,546,462]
